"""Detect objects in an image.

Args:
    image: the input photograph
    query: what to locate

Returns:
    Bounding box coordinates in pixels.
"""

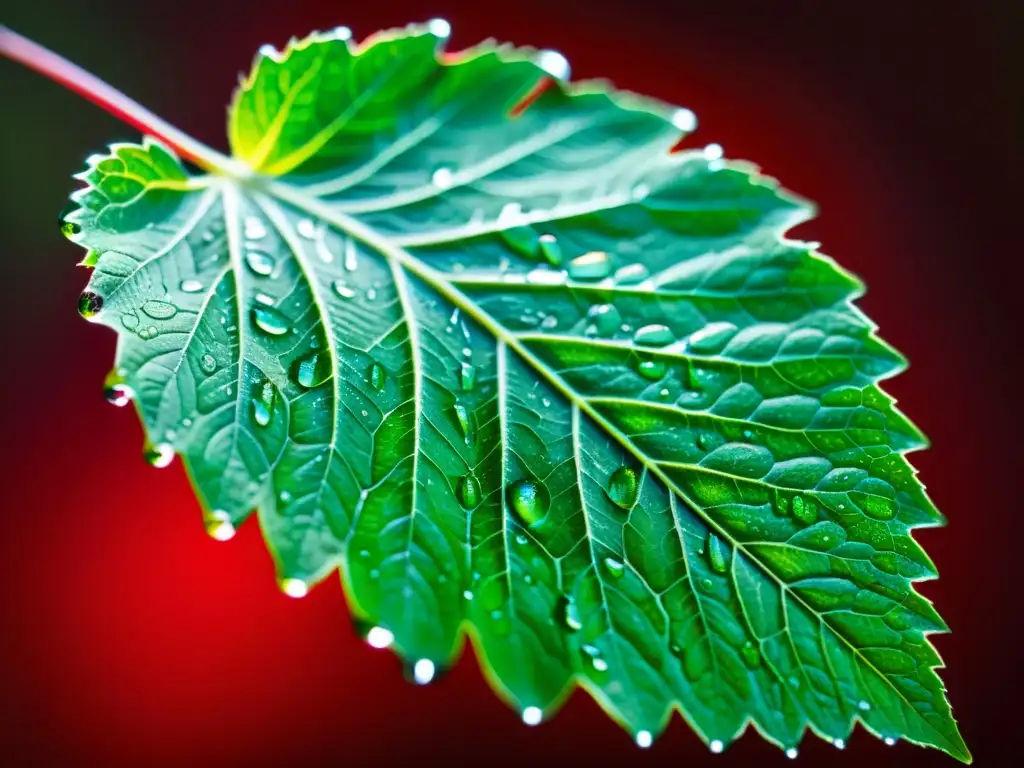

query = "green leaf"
[62,21,968,761]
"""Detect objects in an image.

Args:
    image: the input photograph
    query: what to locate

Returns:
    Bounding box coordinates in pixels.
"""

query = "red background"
[1,1,1020,764]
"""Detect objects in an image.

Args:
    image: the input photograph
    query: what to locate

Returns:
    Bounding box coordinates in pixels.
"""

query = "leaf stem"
[0,24,247,176]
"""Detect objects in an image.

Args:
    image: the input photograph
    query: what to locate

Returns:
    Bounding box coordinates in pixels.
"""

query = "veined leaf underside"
[61,21,968,761]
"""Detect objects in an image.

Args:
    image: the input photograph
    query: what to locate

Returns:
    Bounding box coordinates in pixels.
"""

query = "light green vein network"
[63,21,968,762]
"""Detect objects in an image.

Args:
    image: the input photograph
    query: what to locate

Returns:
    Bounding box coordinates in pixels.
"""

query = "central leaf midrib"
[254,175,956,753]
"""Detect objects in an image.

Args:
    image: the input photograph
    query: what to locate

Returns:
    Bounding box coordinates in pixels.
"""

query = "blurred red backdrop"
[1,0,1020,765]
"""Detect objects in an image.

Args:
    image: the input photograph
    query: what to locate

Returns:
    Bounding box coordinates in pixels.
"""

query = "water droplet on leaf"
[457,473,481,509]
[602,557,625,579]
[292,352,331,388]
[607,466,639,509]
[460,361,475,391]
[706,533,728,573]
[368,362,386,392]
[252,380,276,426]
[180,279,204,293]
[638,359,666,380]
[144,442,174,468]
[78,291,103,319]
[431,167,454,189]
[522,706,543,726]
[508,478,549,526]
[245,249,275,276]
[332,279,355,299]
[633,324,674,346]
[557,594,583,632]
[567,250,610,280]
[251,302,290,336]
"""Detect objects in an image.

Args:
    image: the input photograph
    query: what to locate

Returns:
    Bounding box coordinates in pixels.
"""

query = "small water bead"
[586,303,621,336]
[526,266,566,286]
[431,166,454,189]
[614,263,649,285]
[144,442,174,468]
[558,595,583,632]
[857,700,871,712]
[368,362,386,392]
[633,324,674,347]
[791,495,817,525]
[706,533,728,573]
[251,302,291,336]
[281,578,308,598]
[137,324,159,340]
[366,287,378,301]
[833,738,845,750]
[785,748,798,759]
[292,352,331,388]
[568,251,611,280]
[243,215,267,240]
[180,279,204,294]
[120,311,139,331]
[607,466,639,510]
[581,644,608,673]
[77,291,103,319]
[539,314,558,330]
[740,641,761,668]
[460,361,475,392]
[521,706,543,726]
[296,218,317,238]
[61,218,81,240]
[360,625,394,649]
[457,473,481,509]
[637,359,666,381]
[635,731,653,749]
[463,589,474,600]
[536,49,571,80]
[710,740,724,754]
[245,249,275,276]
[252,381,276,427]
[142,299,177,320]
[500,226,539,259]
[344,238,358,271]
[205,510,235,541]
[453,402,475,445]
[102,382,134,411]
[508,478,549,526]
[413,659,436,685]
[537,234,563,267]
[200,354,217,374]
[671,107,698,132]
[602,557,625,579]
[699,577,713,591]
[332,279,356,299]
[884,738,897,747]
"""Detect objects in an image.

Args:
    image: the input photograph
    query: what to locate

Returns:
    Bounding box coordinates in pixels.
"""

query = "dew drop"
[103,372,134,408]
[413,659,436,685]
[706,533,728,573]
[180,279,204,293]
[332,279,356,299]
[884,737,897,747]
[638,359,666,380]
[633,324,674,347]
[636,731,653,749]
[344,238,358,271]
[833,739,846,750]
[457,473,481,509]
[144,442,174,468]
[615,263,649,285]
[586,303,621,336]
[710,740,724,754]
[791,495,817,526]
[252,380,276,427]
[671,107,697,132]
[703,143,724,162]
[454,402,475,445]
[365,626,394,649]
[368,362,386,392]
[142,299,177,320]
[522,706,543,726]
[740,641,761,668]
[499,226,539,258]
[251,301,291,336]
[536,49,570,80]
[206,510,235,541]
[120,311,139,331]
[526,267,567,286]
[607,466,639,510]
[508,478,549,526]
[785,748,798,759]
[700,577,713,591]
[857,700,871,712]
[463,589,474,600]
[243,215,267,240]
[279,490,292,505]
[245,249,275,276]
[427,17,451,38]
[77,291,103,319]
[296,218,317,238]
[535,235,566,270]
[567,250,611,280]
[292,352,331,388]
[281,578,308,598]
[61,218,81,240]
[602,557,625,579]
[557,594,583,632]
[431,166,454,189]
[200,354,217,374]
[460,361,475,391]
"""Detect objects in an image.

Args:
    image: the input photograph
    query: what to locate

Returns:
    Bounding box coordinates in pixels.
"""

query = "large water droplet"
[500,226,539,259]
[251,301,291,336]
[205,510,235,541]
[412,658,436,684]
[245,249,275,276]
[365,626,394,649]
[785,747,798,759]
[710,740,724,754]
[180,279,204,293]
[142,299,177,320]
[522,706,543,726]
[537,234,563,267]
[454,402,475,445]
[144,442,174,468]
[292,352,331,388]
[78,291,103,319]
[368,362,386,392]
[508,478,549,526]
[103,371,134,407]
[607,466,639,510]
[585,303,621,336]
[633,324,674,346]
[706,533,728,573]
[252,380,276,427]
[296,218,317,238]
[457,473,481,509]
[635,731,653,749]
[200,353,217,374]
[281,578,308,598]
[567,251,611,280]
[332,279,355,299]
[615,263,650,285]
